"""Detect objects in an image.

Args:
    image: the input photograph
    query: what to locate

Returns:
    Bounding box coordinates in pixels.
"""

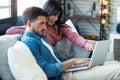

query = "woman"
[6,0,93,57]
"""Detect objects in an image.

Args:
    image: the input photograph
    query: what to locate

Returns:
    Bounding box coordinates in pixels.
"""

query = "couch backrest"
[0,34,21,80]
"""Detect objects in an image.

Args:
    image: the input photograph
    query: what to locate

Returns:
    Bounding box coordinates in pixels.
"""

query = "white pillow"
[65,19,78,33]
[8,41,48,80]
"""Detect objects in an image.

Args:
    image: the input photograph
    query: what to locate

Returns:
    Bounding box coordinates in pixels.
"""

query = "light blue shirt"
[21,31,67,80]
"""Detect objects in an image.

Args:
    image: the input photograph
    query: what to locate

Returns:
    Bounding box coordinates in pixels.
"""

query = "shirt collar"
[24,31,46,40]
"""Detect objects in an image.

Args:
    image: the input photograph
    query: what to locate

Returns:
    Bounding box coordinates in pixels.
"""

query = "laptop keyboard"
[69,63,89,69]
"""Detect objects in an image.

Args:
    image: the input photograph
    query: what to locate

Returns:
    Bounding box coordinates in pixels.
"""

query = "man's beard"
[32,28,44,36]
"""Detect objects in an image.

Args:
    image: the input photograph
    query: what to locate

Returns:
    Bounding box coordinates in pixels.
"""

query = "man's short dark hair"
[22,6,47,25]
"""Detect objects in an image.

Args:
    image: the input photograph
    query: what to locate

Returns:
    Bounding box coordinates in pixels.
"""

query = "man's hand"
[62,58,90,71]
[74,58,90,65]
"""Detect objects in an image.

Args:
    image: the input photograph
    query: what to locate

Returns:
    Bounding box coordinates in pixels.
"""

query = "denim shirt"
[21,31,68,80]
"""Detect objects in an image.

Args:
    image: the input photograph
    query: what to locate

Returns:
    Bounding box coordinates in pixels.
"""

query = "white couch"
[0,34,114,80]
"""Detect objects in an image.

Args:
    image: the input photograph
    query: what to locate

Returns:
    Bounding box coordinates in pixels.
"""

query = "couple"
[7,1,120,80]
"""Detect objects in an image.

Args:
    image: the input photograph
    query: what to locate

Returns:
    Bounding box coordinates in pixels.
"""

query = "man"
[21,6,120,80]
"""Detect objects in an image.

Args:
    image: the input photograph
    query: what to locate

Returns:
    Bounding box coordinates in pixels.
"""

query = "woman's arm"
[6,26,25,35]
[61,25,93,51]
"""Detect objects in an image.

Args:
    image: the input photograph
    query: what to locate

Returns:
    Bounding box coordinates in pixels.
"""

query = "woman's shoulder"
[60,24,71,31]
[61,24,69,27]
[60,24,69,30]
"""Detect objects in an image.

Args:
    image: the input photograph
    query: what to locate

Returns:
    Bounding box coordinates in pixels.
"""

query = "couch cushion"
[55,38,90,58]
[65,19,78,33]
[0,34,21,80]
[8,41,47,80]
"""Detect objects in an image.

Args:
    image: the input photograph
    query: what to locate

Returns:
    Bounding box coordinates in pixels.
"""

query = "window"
[0,0,11,19]
[0,0,47,24]
[17,0,48,16]
[0,0,17,24]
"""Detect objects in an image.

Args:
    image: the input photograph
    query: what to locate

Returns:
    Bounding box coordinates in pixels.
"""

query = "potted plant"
[91,1,96,18]
[67,2,73,16]
[92,1,96,11]
[67,2,71,10]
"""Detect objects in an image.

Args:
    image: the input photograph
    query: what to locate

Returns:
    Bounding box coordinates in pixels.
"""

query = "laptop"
[65,40,111,72]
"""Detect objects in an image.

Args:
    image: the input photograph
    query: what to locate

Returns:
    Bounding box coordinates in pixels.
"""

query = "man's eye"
[39,22,46,25]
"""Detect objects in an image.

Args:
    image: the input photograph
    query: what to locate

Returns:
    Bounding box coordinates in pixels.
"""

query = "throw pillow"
[8,41,48,80]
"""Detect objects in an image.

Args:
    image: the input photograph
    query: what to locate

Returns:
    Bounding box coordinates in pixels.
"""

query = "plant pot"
[91,10,96,18]
[68,9,74,16]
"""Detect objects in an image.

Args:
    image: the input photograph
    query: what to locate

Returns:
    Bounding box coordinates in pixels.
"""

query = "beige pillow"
[8,41,48,80]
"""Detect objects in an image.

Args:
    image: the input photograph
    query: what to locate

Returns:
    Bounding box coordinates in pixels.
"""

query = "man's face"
[30,16,47,35]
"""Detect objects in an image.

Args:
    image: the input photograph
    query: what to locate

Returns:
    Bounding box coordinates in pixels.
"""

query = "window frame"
[0,0,17,25]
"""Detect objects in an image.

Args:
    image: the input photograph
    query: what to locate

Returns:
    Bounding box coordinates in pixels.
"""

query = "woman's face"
[48,13,60,25]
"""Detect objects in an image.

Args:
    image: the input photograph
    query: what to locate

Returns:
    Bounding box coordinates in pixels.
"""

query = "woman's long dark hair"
[43,0,64,32]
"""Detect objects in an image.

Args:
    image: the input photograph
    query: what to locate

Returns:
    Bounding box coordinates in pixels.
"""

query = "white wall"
[110,0,120,32]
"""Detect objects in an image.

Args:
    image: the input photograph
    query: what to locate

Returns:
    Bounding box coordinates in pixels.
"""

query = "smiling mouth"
[49,22,54,25]
[41,29,45,32]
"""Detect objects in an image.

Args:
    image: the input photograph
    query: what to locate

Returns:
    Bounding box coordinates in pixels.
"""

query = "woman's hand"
[88,44,94,52]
